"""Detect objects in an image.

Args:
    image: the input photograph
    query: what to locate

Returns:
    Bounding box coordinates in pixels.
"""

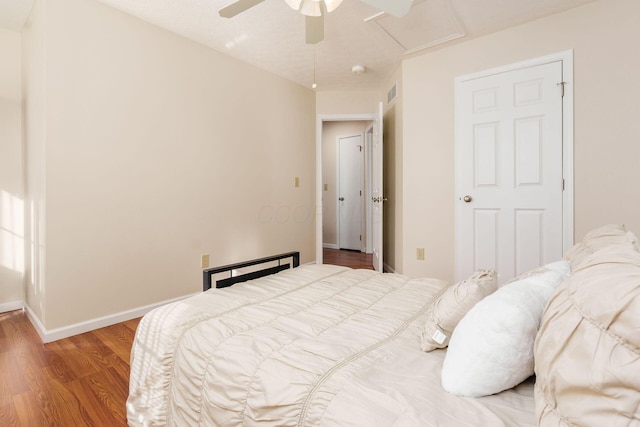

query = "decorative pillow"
[563,223,638,269]
[440,260,570,397]
[420,270,497,352]
[535,245,640,426]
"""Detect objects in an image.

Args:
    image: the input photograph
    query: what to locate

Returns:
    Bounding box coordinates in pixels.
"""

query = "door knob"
[463,195,472,203]
[339,197,344,201]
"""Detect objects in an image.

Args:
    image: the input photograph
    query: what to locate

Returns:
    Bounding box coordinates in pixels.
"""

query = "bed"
[126,252,535,426]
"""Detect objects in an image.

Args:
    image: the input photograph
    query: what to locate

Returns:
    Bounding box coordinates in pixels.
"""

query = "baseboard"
[25,293,199,343]
[383,262,396,274]
[323,243,339,250]
[0,300,23,314]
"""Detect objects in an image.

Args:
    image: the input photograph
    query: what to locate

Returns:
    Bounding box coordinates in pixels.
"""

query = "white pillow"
[441,261,570,397]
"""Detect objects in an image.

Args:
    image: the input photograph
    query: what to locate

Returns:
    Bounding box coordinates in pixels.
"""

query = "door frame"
[336,133,365,252]
[454,49,574,281]
[316,114,377,264]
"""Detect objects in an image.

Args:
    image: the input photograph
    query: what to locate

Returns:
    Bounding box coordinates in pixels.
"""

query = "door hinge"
[358,145,362,152]
[360,190,362,196]
[360,235,362,241]
[562,178,565,191]
[557,81,566,97]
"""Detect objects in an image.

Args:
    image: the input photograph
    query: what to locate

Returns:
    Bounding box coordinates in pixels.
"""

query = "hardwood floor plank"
[66,378,124,426]
[68,330,116,368]
[122,317,141,333]
[12,391,47,427]
[323,248,374,270]
[43,377,89,427]
[93,324,136,362]
[108,352,131,384]
[1,310,40,353]
[0,401,19,426]
[1,310,138,426]
[43,344,80,384]
[87,367,129,425]
[0,351,29,400]
[45,340,102,382]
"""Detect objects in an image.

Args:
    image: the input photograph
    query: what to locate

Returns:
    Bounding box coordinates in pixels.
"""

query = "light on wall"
[285,0,344,16]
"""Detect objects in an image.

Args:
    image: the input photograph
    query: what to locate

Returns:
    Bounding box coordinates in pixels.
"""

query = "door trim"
[454,49,574,281]
[316,114,377,264]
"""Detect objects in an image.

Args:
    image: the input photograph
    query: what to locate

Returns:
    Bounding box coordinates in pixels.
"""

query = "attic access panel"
[368,0,465,55]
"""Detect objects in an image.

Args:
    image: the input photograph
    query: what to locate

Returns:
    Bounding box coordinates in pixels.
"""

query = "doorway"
[316,112,381,269]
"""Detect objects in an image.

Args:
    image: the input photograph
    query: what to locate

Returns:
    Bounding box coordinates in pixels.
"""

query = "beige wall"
[400,0,640,281]
[0,28,23,308]
[22,0,316,330]
[321,121,368,247]
[316,91,380,115]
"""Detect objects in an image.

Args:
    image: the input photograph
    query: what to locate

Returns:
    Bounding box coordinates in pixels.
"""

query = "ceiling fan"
[219,0,413,44]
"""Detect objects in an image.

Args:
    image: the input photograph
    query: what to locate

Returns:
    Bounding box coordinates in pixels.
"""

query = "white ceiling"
[2,0,598,91]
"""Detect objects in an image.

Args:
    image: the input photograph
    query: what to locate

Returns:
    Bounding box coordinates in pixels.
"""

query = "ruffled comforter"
[127,264,535,426]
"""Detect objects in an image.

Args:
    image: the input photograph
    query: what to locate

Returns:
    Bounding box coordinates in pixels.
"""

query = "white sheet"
[127,264,535,426]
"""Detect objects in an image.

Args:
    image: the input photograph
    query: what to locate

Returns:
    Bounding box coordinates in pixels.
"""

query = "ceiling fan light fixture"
[285,0,343,16]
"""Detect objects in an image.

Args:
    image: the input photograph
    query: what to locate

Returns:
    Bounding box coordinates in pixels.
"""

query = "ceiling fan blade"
[219,0,266,18]
[305,14,324,44]
[359,0,413,17]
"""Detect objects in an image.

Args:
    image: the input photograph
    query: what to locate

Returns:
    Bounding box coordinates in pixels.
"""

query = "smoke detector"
[351,65,366,74]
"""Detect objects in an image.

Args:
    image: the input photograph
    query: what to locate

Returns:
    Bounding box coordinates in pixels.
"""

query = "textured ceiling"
[1,0,598,90]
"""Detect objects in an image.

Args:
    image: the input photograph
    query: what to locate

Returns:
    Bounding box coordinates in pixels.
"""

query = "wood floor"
[0,310,139,426]
[323,248,374,270]
[0,249,369,426]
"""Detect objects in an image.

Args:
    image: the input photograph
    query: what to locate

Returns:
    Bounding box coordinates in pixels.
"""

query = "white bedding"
[127,264,535,426]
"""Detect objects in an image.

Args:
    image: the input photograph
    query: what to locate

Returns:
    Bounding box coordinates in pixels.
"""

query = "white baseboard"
[25,293,198,343]
[383,262,396,274]
[0,300,23,314]
[323,243,339,250]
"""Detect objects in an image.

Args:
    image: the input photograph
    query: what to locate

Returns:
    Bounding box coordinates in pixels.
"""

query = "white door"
[365,125,374,254]
[338,135,363,251]
[455,61,564,283]
[371,102,384,272]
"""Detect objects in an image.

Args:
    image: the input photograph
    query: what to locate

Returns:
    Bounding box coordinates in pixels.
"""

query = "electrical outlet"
[416,248,425,260]
[201,254,210,268]
[294,177,300,187]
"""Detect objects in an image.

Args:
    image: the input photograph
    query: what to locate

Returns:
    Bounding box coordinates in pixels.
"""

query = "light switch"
[416,248,425,260]
[294,177,300,187]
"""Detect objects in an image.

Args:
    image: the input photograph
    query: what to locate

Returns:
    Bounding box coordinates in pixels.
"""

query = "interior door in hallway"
[456,60,564,283]
[338,134,363,251]
[371,101,384,272]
